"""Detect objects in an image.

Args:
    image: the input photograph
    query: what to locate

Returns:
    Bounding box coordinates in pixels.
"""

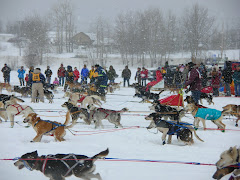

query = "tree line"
[0,0,240,67]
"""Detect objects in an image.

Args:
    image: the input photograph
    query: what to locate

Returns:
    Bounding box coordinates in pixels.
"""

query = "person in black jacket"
[44,66,52,85]
[64,65,74,92]
[173,67,183,89]
[1,64,11,84]
[222,61,232,96]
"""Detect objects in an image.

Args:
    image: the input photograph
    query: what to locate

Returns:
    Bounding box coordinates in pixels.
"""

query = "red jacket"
[185,68,202,91]
[155,70,163,82]
[73,69,80,81]
[211,72,220,88]
[140,69,148,79]
[58,67,65,77]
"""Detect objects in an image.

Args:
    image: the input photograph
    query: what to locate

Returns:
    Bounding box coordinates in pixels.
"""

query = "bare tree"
[182,3,215,63]
[50,0,75,53]
[22,14,49,65]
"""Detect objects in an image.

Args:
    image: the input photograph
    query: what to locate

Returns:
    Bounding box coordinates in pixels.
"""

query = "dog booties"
[195,108,221,120]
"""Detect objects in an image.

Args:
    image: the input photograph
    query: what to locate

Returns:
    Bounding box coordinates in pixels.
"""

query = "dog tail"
[193,130,204,142]
[91,148,109,163]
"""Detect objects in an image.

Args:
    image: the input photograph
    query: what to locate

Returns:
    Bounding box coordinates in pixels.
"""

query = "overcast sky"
[1,0,240,31]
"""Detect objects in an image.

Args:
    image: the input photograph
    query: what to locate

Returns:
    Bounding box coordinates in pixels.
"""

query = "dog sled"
[150,79,164,91]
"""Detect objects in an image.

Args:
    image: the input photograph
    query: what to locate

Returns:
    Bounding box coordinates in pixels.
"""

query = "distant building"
[0,34,14,42]
[71,32,94,46]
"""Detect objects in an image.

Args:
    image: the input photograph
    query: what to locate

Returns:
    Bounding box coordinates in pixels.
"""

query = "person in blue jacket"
[29,68,46,103]
[81,64,89,84]
[17,66,25,86]
[94,64,108,95]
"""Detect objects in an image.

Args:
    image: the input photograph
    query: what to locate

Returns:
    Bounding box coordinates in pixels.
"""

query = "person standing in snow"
[81,64,89,84]
[57,64,66,86]
[73,67,80,84]
[44,66,52,85]
[173,67,183,89]
[107,65,117,83]
[1,63,11,84]
[17,66,25,86]
[95,64,108,95]
[122,66,131,87]
[135,67,141,85]
[233,65,240,97]
[222,61,232,96]
[29,68,45,103]
[211,67,220,97]
[64,65,74,92]
[140,67,148,86]
[185,62,202,104]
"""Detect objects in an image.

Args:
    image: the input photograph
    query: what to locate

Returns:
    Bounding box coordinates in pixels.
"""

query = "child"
[53,77,59,86]
[25,74,30,86]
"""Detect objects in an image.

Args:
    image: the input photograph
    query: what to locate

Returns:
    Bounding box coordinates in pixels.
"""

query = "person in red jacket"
[145,67,163,91]
[185,62,202,104]
[140,67,148,86]
[57,64,66,86]
[73,67,80,84]
[211,67,220,96]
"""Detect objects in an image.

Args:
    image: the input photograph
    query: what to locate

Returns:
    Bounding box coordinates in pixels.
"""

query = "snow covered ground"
[0,72,239,180]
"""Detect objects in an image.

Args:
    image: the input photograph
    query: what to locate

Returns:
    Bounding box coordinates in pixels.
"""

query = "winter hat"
[157,67,161,70]
[187,62,196,68]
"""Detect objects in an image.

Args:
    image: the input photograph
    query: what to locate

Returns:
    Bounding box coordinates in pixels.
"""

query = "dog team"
[1,63,239,179]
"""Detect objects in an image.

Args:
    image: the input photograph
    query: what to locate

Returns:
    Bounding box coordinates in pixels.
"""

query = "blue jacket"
[195,108,222,120]
[81,68,89,78]
[17,69,25,79]
[29,69,46,84]
[96,66,108,81]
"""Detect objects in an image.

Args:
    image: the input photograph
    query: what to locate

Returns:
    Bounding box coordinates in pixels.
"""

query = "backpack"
[32,73,40,81]
[68,72,73,77]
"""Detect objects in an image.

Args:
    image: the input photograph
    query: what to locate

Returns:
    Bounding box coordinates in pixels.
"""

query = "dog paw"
[162,141,166,145]
[235,124,238,127]
[30,141,34,143]
[221,130,225,133]
[194,127,198,130]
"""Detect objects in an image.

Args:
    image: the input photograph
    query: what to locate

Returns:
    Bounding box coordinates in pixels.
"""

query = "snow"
[0,39,239,179]
[0,71,239,180]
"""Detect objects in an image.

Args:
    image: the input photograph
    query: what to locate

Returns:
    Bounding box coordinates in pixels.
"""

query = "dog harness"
[155,120,191,136]
[195,108,222,120]
[33,120,65,134]
[40,154,85,177]
[77,95,86,103]
[6,104,30,116]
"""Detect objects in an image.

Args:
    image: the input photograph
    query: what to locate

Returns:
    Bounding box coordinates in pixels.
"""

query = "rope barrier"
[69,126,140,136]
[2,157,240,168]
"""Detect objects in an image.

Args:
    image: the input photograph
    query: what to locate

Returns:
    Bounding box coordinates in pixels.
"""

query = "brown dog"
[212,166,236,180]
[23,112,73,142]
[0,83,12,93]
[222,104,240,127]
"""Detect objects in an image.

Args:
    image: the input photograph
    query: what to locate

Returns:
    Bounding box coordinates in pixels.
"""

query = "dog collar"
[34,120,41,127]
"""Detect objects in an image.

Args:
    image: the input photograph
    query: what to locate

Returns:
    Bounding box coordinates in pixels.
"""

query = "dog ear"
[32,150,38,158]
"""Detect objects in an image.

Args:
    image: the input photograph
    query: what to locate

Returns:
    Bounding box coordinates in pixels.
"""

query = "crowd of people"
[1,60,240,103]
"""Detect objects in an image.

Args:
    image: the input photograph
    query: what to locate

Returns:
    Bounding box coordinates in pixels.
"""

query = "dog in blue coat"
[145,113,204,145]
[186,103,226,131]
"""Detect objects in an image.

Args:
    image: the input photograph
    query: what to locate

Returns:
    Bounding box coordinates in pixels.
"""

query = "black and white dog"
[200,92,214,105]
[61,102,90,125]
[134,90,164,103]
[145,113,204,145]
[149,101,185,121]
[14,149,109,180]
